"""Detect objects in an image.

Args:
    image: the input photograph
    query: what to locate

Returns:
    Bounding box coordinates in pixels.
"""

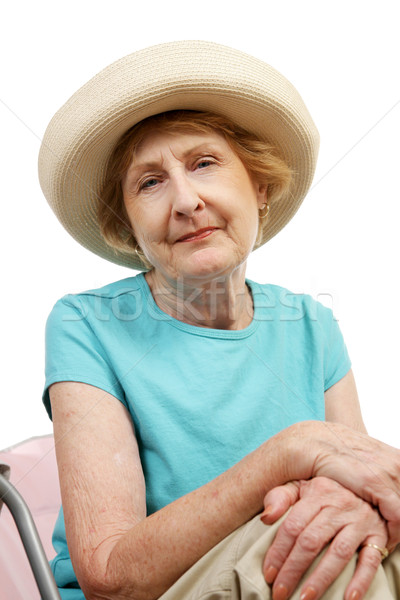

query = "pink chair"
[0,435,61,599]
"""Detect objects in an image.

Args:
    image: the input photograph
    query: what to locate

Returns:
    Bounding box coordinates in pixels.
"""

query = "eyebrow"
[127,142,222,176]
[126,159,164,176]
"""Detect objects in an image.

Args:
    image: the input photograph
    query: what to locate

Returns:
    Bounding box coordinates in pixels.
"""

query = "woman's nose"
[170,173,205,217]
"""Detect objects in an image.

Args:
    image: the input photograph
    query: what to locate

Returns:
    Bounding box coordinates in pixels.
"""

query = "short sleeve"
[43,295,126,418]
[317,302,351,391]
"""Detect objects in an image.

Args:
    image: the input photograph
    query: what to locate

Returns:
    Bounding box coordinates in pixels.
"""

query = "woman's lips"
[176,228,218,243]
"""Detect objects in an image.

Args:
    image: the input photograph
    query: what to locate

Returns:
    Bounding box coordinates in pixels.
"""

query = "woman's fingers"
[315,452,400,551]
[262,494,323,583]
[268,508,349,596]
[261,481,300,525]
[293,530,387,600]
[261,477,388,600]
[291,421,400,548]
[344,538,388,600]
[272,521,387,600]
[375,492,400,551]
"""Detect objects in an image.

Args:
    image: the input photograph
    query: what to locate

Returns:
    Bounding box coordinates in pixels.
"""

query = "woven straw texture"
[38,40,319,269]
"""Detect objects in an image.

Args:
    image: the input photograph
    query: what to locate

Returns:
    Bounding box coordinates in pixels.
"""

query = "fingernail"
[349,592,361,600]
[264,565,278,584]
[273,584,289,600]
[300,587,317,600]
[261,505,273,520]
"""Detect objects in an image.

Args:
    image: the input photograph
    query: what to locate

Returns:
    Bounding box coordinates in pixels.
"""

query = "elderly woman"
[39,42,400,600]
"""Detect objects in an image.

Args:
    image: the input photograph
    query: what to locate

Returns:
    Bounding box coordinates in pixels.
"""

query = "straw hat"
[38,40,319,270]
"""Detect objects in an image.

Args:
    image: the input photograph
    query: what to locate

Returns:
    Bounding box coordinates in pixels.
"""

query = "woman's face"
[122,129,267,284]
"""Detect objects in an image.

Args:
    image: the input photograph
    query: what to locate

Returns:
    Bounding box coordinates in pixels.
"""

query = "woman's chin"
[174,247,242,281]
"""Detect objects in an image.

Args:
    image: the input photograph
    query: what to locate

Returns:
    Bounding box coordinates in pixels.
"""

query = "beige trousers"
[160,514,400,599]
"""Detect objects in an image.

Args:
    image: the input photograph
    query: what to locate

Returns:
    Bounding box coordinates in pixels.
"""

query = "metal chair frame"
[0,462,61,600]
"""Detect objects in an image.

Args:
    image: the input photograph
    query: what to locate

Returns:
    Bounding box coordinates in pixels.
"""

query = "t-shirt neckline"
[137,272,260,339]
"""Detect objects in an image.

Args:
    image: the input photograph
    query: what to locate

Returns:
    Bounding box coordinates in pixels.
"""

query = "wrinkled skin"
[262,478,388,600]
[262,421,400,600]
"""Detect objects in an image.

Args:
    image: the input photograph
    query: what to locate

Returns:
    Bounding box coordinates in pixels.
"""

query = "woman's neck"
[145,268,254,330]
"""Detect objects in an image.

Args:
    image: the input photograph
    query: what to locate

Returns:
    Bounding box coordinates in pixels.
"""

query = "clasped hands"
[258,421,400,600]
[260,477,388,600]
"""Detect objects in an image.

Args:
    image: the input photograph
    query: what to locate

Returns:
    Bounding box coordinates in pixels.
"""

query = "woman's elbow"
[77,556,156,600]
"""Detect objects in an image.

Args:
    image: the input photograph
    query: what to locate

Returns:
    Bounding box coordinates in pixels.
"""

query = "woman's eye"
[140,177,159,190]
[196,159,213,169]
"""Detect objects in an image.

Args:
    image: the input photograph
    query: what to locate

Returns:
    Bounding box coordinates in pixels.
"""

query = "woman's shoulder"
[49,273,145,313]
[58,273,143,301]
[248,279,336,324]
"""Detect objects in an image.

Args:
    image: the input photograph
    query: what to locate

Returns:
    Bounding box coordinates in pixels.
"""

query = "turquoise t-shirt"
[43,273,351,598]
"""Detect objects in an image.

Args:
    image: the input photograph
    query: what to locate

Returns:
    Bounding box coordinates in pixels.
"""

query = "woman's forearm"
[52,383,297,600]
[83,420,400,600]
[86,434,287,600]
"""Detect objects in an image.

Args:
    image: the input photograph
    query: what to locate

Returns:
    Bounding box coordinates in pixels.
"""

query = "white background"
[1,0,399,449]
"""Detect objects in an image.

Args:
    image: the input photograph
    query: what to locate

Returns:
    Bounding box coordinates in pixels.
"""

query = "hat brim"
[39,40,319,270]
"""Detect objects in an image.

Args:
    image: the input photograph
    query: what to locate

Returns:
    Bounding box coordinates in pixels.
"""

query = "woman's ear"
[256,184,268,209]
